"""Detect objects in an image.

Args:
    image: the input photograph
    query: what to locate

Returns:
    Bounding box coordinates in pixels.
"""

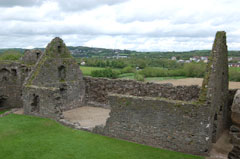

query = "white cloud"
[0,0,240,51]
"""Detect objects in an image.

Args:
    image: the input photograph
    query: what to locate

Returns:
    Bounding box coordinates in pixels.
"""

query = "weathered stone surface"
[21,49,43,65]
[228,90,240,158]
[23,37,85,119]
[228,146,240,159]
[0,61,30,109]
[231,90,240,126]
[93,94,212,156]
[199,31,229,143]
[84,77,200,107]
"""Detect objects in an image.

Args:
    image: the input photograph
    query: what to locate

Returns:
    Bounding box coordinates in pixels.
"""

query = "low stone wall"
[93,94,212,155]
[84,77,200,107]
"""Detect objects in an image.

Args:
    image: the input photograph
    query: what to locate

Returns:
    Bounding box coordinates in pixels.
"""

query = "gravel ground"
[63,106,110,129]
[207,131,233,159]
[150,78,240,89]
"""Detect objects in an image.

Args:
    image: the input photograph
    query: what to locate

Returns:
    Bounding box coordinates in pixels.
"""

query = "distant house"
[113,55,128,59]
[228,57,233,61]
[200,56,208,61]
[229,57,240,62]
[177,60,185,63]
[171,56,177,60]
[203,59,208,63]
[229,63,240,67]
[80,61,86,66]
[189,56,208,63]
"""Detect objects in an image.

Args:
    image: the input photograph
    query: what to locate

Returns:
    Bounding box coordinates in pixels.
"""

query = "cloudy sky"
[0,0,240,51]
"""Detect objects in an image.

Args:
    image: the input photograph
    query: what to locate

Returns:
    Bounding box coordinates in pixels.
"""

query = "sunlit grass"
[0,114,204,159]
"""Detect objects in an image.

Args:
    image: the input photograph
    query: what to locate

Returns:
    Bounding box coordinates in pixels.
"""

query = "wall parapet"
[84,77,200,107]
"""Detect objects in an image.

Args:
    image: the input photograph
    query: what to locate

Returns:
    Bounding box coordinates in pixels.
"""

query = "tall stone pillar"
[199,31,229,143]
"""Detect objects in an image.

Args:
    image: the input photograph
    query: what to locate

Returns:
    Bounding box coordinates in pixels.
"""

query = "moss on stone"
[198,31,226,103]
[198,55,213,103]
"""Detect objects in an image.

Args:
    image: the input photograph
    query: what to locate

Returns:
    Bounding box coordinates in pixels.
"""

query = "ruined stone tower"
[199,31,229,143]
[22,37,85,119]
[21,49,43,65]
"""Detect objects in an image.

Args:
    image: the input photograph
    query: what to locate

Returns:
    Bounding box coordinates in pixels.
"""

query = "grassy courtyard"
[0,114,204,159]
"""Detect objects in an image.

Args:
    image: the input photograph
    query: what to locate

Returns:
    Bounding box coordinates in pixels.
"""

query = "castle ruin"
[0,32,239,157]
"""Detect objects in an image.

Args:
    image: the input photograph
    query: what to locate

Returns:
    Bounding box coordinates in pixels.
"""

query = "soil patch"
[63,106,110,129]
[150,78,240,89]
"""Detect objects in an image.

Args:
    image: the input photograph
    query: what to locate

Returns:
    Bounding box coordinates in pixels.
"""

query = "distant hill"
[0,46,239,59]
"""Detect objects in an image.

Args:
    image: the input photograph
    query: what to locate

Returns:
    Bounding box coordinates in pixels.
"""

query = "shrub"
[0,50,22,61]
[229,69,240,82]
[121,66,135,74]
[183,63,206,77]
[168,69,185,76]
[134,72,145,81]
[139,67,168,77]
[91,68,119,79]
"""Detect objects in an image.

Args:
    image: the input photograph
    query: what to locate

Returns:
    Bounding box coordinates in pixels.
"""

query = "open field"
[80,66,120,76]
[80,66,105,76]
[0,114,203,159]
[151,78,240,89]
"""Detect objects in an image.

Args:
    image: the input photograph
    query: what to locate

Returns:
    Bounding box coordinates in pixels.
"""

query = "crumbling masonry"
[22,38,85,119]
[0,32,239,157]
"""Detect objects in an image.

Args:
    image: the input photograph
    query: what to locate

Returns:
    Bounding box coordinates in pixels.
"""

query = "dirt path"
[150,78,240,89]
[207,131,233,159]
[14,108,24,115]
[63,106,110,129]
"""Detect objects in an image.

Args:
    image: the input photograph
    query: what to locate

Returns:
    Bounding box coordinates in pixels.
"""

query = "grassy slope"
[0,114,204,159]
[0,110,8,115]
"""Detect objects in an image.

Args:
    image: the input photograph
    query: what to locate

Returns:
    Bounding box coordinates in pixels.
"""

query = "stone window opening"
[36,52,40,59]
[58,65,66,81]
[57,45,61,53]
[0,68,10,81]
[31,94,40,113]
[11,69,17,76]
[60,86,67,93]
[0,96,7,108]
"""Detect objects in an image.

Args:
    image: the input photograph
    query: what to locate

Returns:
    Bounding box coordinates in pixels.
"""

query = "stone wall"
[23,85,63,119]
[21,49,43,65]
[228,90,240,159]
[0,61,30,109]
[84,77,200,107]
[93,94,212,155]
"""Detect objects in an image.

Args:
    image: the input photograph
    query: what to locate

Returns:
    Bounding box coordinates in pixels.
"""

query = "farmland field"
[153,78,240,89]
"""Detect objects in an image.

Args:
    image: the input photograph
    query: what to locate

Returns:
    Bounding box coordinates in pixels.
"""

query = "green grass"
[118,73,135,79]
[0,114,204,159]
[230,67,240,71]
[0,110,8,115]
[80,66,105,76]
[80,66,121,76]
